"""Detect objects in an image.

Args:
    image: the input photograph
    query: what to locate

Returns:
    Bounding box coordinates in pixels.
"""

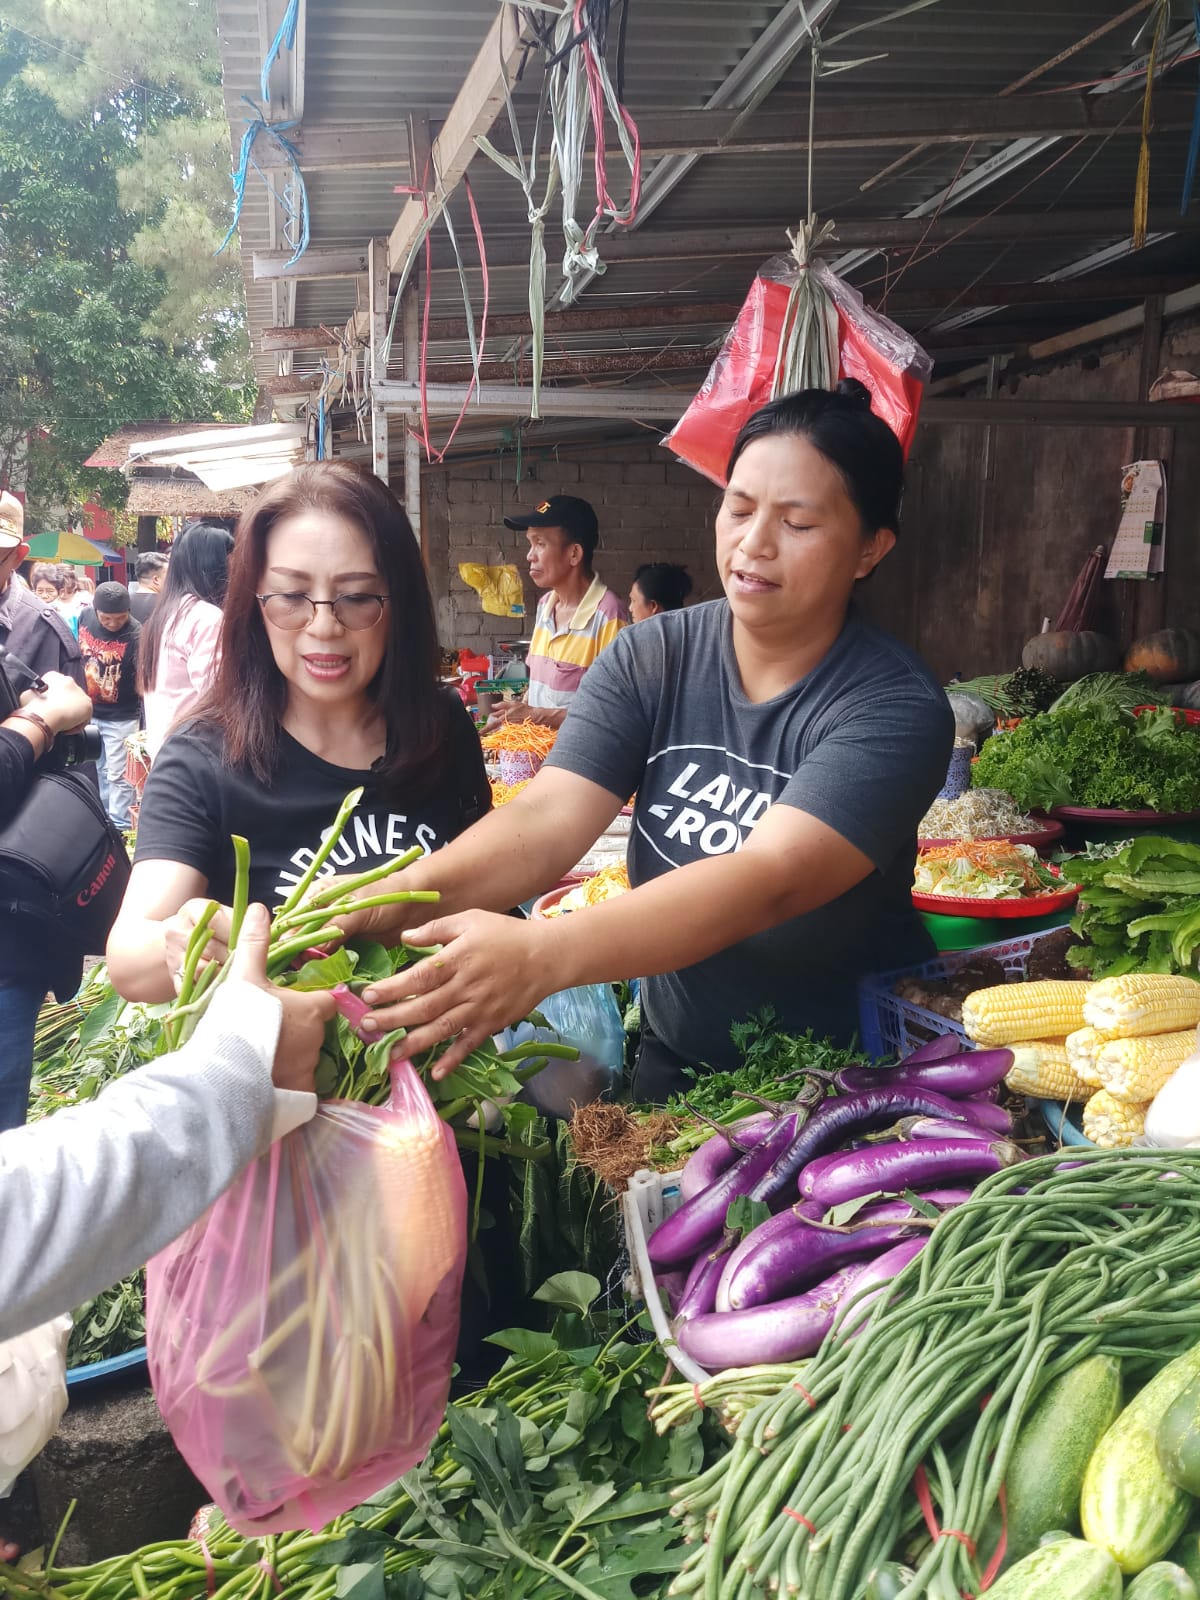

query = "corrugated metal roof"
[213,0,1199,425]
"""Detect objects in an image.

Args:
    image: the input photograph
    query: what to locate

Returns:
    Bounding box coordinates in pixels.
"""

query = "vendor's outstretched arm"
[337,766,624,945]
[356,803,875,1074]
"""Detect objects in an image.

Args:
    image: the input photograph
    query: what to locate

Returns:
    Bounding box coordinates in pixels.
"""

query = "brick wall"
[422,441,723,653]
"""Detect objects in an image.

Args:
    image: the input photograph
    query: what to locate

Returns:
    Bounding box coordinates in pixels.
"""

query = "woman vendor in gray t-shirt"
[336,382,955,1100]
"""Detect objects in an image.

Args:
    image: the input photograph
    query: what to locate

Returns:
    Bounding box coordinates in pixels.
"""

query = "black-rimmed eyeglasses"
[256,592,389,631]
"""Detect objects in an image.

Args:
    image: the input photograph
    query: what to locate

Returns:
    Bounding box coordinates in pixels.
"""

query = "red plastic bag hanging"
[663,255,932,486]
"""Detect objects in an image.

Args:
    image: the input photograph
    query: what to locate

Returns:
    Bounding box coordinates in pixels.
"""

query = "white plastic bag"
[1144,1051,1200,1148]
[0,1315,71,1496]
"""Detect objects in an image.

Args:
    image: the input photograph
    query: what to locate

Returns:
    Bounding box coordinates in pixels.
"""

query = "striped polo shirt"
[526,574,629,709]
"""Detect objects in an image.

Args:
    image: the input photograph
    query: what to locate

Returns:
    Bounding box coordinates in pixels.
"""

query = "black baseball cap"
[504,494,600,555]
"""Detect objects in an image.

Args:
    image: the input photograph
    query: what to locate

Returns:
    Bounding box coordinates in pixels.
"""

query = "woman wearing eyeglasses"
[107,462,490,1002]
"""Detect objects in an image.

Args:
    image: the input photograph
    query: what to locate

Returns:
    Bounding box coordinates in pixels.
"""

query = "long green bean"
[671,1150,1200,1600]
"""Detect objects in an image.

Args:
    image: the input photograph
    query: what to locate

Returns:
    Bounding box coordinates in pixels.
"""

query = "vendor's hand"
[357,910,555,1078]
[483,699,526,733]
[163,898,236,994]
[227,903,336,1093]
[20,672,91,734]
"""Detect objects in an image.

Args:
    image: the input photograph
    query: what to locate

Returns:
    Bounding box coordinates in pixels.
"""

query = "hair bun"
[834,377,873,412]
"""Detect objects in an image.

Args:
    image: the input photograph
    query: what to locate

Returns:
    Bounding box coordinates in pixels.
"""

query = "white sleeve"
[0,982,316,1342]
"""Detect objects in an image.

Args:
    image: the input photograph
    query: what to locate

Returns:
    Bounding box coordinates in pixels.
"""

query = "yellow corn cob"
[1004,1039,1091,1102]
[1083,1089,1149,1149]
[1084,974,1200,1038]
[1065,1026,1108,1089]
[961,980,1089,1047]
[1094,1028,1197,1105]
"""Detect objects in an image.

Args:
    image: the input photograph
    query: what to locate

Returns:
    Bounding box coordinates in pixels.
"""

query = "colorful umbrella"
[24,530,108,565]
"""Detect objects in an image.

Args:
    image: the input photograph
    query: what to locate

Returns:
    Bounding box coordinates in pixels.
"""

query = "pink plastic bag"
[663,255,932,486]
[147,1060,467,1534]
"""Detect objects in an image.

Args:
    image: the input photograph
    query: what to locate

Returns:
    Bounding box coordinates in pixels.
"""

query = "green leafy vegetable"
[12,1297,731,1600]
[1049,671,1159,716]
[633,1012,857,1165]
[1064,835,1200,978]
[973,707,1200,813]
[66,1272,145,1368]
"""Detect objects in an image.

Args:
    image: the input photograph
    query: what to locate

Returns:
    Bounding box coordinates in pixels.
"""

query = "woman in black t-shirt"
[107,462,490,1002]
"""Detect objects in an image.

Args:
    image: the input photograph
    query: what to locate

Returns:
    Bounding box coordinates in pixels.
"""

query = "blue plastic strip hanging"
[316,393,327,459]
[1182,3,1200,215]
[216,101,310,266]
[260,0,300,104]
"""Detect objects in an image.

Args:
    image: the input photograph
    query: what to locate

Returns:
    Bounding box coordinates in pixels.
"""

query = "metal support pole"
[402,287,421,542]
[368,236,390,481]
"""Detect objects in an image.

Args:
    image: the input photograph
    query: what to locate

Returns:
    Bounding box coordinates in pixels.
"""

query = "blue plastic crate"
[857,929,1096,1148]
[857,926,1070,1060]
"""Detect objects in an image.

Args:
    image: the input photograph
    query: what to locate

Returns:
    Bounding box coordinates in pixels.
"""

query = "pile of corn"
[962,975,1200,1147]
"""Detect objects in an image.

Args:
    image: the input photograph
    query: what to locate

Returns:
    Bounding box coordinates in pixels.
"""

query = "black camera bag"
[0,769,130,964]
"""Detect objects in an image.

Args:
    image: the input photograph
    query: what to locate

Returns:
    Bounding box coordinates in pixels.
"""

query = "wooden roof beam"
[525,91,1197,161]
[412,209,1200,274]
[387,6,528,273]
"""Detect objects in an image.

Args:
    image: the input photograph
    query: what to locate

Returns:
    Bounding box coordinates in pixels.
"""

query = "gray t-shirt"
[546,600,954,1069]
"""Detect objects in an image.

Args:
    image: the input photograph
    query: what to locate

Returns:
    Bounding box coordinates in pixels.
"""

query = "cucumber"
[1127,1563,1200,1600]
[1159,1373,1200,1495]
[987,1353,1122,1567]
[1168,1526,1200,1589]
[981,1536,1121,1600]
[1082,1341,1200,1574]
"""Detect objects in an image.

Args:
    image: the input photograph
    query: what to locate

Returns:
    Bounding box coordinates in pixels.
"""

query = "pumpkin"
[1169,681,1200,712]
[1020,631,1121,683]
[1125,629,1200,685]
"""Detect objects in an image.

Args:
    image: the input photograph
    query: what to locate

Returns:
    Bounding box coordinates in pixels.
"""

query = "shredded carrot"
[918,841,1036,872]
[580,861,630,903]
[490,778,531,806]
[481,722,558,757]
[545,861,631,915]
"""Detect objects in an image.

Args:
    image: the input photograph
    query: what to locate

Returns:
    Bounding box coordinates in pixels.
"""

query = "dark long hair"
[138,523,234,692]
[195,461,450,789]
[633,562,693,612]
[726,380,904,535]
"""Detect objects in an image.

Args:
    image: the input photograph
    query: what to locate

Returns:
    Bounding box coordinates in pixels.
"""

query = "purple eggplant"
[656,1270,690,1314]
[647,1112,800,1268]
[835,1049,1013,1099]
[896,1116,996,1143]
[747,1086,1008,1206]
[903,1034,966,1065]
[835,1237,927,1338]
[677,1262,865,1370]
[675,1245,730,1324]
[716,1210,918,1313]
[799,1136,1022,1208]
[856,1188,972,1220]
[678,1112,777,1201]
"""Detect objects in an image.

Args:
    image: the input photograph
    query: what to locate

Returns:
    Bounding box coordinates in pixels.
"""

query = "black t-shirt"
[78,611,141,722]
[134,698,490,906]
[129,590,158,625]
[546,601,954,1068]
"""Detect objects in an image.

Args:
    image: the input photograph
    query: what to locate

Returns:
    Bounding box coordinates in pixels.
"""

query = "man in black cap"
[78,581,141,830]
[499,494,628,727]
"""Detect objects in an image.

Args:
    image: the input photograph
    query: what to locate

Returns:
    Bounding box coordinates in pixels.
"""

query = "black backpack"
[0,769,130,970]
